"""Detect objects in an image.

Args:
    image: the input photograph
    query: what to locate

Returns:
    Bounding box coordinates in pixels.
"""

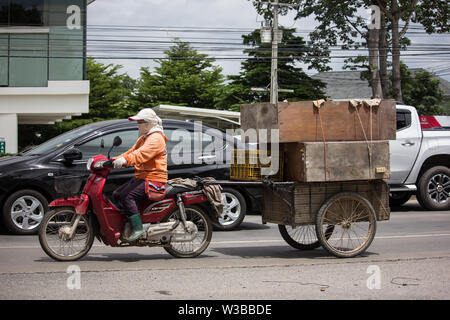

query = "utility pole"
[260,1,297,105]
[271,2,279,105]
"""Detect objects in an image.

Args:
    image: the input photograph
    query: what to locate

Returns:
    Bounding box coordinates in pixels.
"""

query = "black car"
[0,119,263,235]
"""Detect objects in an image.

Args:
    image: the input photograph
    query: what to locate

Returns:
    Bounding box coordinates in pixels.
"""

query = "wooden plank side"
[262,180,390,226]
[240,103,278,143]
[278,101,320,142]
[283,143,305,182]
[284,141,390,182]
[378,99,397,141]
[277,100,396,142]
[262,186,293,225]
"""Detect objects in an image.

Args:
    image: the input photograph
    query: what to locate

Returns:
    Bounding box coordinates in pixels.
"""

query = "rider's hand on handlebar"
[113,157,127,169]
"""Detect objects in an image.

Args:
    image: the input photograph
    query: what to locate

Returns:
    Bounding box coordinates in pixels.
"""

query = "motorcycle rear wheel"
[163,205,212,258]
[39,207,95,262]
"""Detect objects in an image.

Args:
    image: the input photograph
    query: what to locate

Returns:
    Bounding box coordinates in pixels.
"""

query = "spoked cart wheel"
[278,224,334,250]
[315,192,377,258]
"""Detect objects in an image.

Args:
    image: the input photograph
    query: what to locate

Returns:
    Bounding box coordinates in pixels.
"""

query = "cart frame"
[206,179,390,258]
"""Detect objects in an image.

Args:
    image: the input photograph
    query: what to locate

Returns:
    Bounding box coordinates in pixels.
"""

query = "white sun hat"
[128,108,161,123]
[129,108,164,135]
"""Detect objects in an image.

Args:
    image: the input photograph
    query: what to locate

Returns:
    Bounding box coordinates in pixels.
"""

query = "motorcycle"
[39,136,213,261]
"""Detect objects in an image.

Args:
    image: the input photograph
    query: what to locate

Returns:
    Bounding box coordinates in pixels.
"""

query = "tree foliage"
[249,0,449,101]
[133,40,225,110]
[83,59,135,119]
[219,28,326,110]
[400,62,446,115]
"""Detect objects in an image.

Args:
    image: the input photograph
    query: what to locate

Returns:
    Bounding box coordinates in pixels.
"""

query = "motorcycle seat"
[166,185,194,196]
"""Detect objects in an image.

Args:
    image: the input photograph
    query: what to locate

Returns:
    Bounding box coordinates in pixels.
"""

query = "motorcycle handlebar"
[103,160,114,168]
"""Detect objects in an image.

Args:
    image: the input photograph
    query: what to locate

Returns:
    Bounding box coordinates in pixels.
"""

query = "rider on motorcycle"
[112,108,168,241]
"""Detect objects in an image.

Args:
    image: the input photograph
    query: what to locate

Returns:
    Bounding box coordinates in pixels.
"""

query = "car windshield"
[23,126,95,156]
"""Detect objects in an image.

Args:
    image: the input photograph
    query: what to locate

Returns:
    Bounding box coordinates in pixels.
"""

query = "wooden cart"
[214,179,390,258]
[235,100,393,258]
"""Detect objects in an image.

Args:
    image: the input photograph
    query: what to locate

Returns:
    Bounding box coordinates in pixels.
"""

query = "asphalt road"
[0,199,449,300]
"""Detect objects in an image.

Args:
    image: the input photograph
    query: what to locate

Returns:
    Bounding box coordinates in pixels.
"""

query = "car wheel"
[417,166,450,211]
[389,192,412,207]
[2,189,48,235]
[213,188,246,231]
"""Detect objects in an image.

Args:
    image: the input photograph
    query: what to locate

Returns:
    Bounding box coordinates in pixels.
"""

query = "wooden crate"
[283,141,390,182]
[240,100,396,143]
[262,180,390,226]
[240,102,278,143]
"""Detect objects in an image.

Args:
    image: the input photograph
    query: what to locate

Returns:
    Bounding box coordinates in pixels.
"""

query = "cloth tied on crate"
[349,99,381,109]
[167,177,224,217]
[312,99,326,109]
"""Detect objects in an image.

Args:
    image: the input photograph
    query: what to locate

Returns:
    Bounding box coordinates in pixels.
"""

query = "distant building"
[312,71,373,100]
[0,0,94,154]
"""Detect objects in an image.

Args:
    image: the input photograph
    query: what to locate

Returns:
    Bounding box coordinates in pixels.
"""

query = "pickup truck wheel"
[389,192,412,207]
[417,166,450,211]
[212,188,246,231]
[2,189,48,235]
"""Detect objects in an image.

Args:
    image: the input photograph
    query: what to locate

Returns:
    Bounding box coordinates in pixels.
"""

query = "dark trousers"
[112,179,147,217]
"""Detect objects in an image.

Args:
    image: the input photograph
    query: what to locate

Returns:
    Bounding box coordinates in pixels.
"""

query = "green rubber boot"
[127,213,145,242]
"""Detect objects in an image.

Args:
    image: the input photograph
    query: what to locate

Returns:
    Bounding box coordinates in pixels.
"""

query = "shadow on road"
[390,202,427,212]
[35,252,216,263]
[213,220,270,232]
[235,221,270,231]
[35,247,378,263]
[211,245,379,260]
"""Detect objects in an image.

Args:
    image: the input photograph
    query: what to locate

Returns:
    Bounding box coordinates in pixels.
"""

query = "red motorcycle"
[39,136,213,261]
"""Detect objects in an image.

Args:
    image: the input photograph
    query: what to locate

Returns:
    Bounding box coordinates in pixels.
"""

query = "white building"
[0,0,94,154]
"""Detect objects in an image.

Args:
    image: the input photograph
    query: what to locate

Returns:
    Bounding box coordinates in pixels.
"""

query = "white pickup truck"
[389,104,450,210]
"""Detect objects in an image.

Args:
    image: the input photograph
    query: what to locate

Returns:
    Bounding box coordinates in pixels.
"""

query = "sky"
[86,0,450,81]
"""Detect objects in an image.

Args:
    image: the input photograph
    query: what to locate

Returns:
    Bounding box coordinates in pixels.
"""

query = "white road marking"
[1,233,450,249]
[211,233,450,244]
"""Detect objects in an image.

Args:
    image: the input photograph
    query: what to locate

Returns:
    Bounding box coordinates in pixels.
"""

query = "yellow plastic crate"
[230,149,284,181]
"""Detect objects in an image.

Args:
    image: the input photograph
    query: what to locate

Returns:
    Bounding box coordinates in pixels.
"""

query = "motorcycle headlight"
[86,158,94,171]
[94,161,106,169]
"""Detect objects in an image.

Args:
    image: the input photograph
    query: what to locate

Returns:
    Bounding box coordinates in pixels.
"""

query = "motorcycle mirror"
[113,136,122,147]
[107,136,122,159]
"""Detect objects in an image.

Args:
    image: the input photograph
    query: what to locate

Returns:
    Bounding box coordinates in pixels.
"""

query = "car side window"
[396,110,412,131]
[165,128,225,154]
[195,132,225,154]
[77,130,139,160]
[165,128,193,155]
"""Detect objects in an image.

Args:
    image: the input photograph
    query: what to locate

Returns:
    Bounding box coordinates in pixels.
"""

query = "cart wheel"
[315,192,377,258]
[278,224,334,250]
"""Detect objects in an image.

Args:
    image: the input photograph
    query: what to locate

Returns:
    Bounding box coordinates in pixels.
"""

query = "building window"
[0,0,45,27]
[0,1,8,25]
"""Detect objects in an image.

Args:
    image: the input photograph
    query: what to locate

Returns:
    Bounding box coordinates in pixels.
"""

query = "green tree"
[218,28,326,110]
[83,58,135,119]
[400,62,446,115]
[250,0,449,101]
[133,40,225,110]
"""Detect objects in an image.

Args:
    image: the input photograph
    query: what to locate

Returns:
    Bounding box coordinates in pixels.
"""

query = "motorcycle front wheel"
[163,205,212,258]
[39,207,95,262]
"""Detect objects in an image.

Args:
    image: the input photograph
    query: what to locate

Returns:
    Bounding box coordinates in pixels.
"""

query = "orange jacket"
[117,132,168,183]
